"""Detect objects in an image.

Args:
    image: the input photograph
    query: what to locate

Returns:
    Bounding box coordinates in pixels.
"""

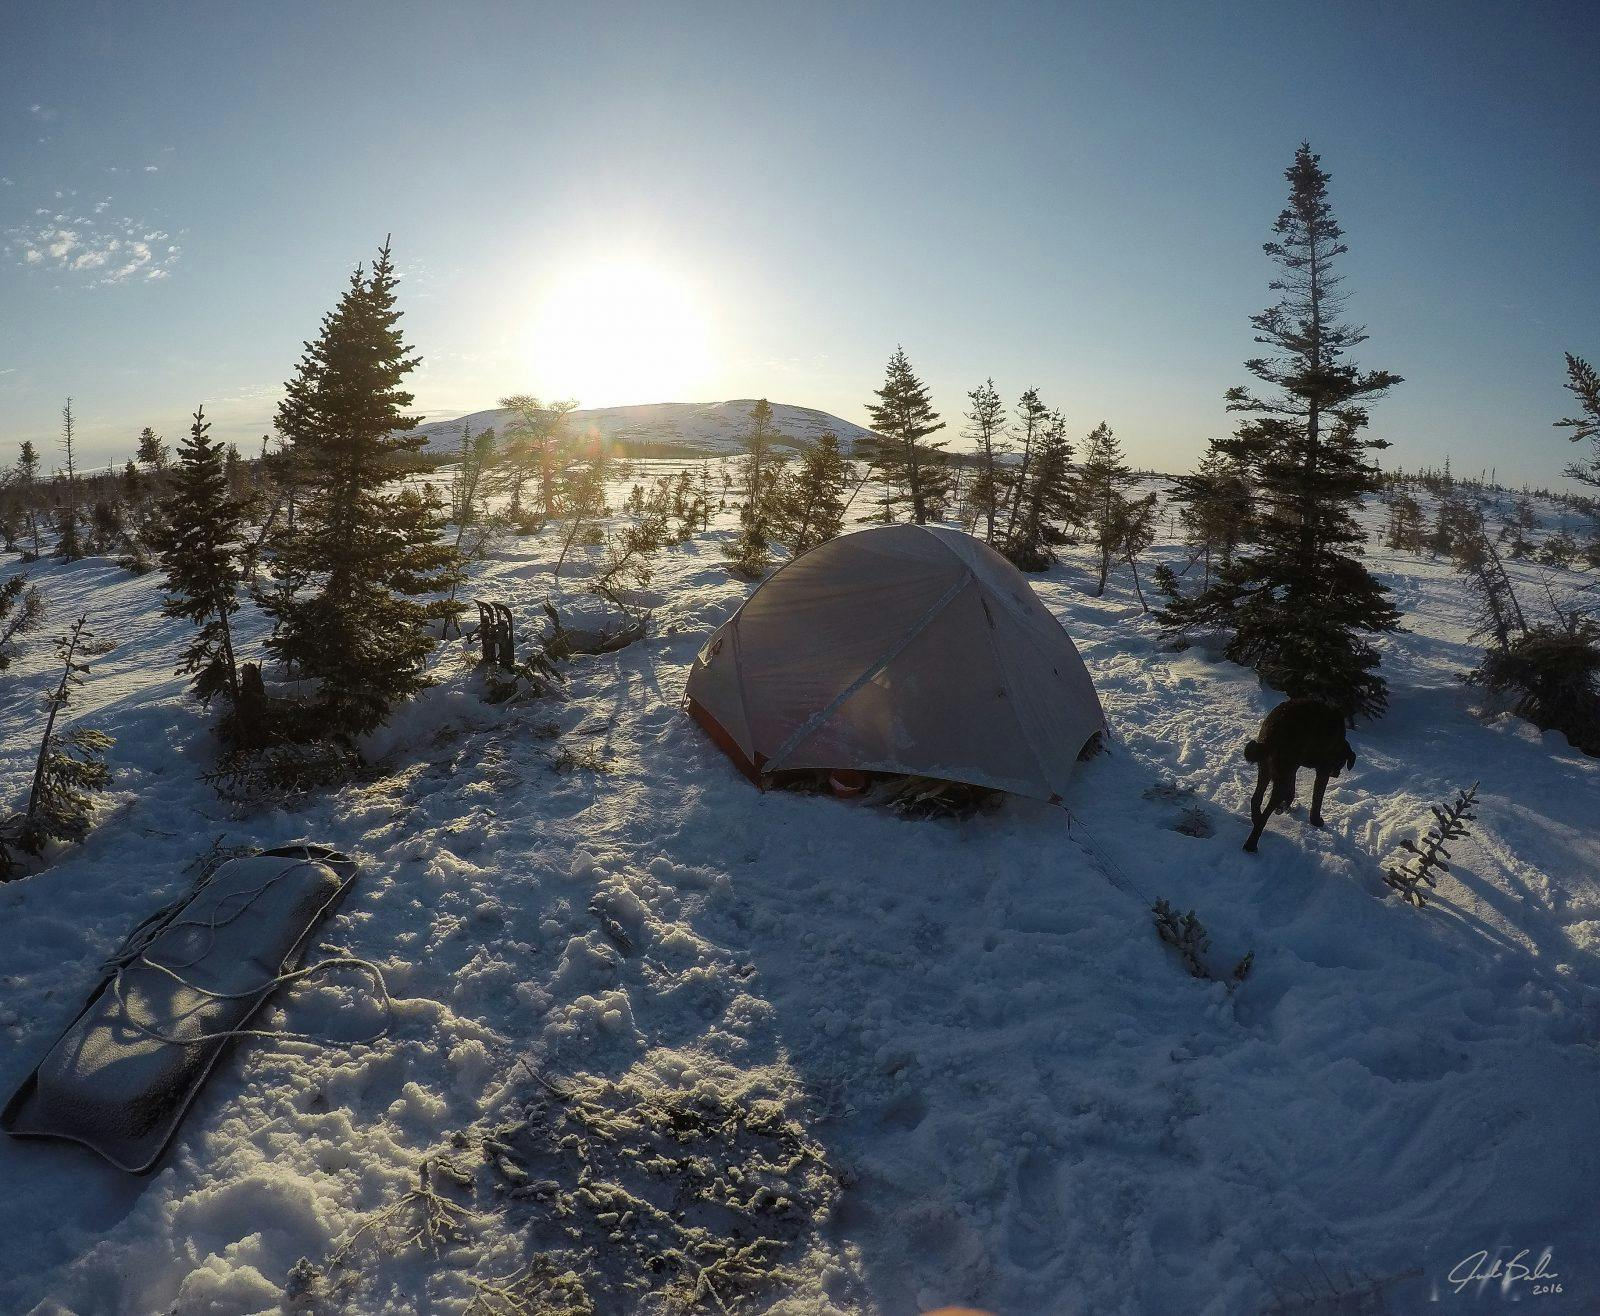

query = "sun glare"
[527,259,715,408]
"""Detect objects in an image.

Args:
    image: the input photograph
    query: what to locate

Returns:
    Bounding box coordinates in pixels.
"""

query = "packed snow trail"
[0,472,1596,1313]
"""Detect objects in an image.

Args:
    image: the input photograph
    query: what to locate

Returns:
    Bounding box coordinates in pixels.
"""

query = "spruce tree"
[1111,490,1161,611]
[1005,411,1075,570]
[157,406,245,706]
[87,500,123,555]
[264,238,457,736]
[1384,492,1426,554]
[15,442,43,558]
[222,443,248,501]
[1159,143,1402,718]
[1000,388,1050,544]
[496,393,579,527]
[1453,512,1527,650]
[1556,353,1600,560]
[1556,353,1600,483]
[136,426,170,470]
[736,398,783,530]
[1075,422,1137,595]
[723,399,785,575]
[449,422,498,549]
[774,431,851,554]
[864,348,947,524]
[54,497,83,561]
[55,398,84,561]
[963,379,1009,543]
[1166,440,1254,584]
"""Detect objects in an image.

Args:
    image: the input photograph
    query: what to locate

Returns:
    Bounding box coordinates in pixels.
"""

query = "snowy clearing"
[1,468,1597,1314]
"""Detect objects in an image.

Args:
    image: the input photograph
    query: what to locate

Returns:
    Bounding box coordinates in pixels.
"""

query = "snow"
[413,399,877,458]
[0,468,1596,1313]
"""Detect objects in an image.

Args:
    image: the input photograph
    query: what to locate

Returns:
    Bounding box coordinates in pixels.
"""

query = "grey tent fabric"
[2,845,357,1173]
[685,525,1107,802]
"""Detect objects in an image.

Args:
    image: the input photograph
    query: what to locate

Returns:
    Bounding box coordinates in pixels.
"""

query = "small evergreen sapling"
[1452,511,1528,650]
[593,478,676,611]
[1151,899,1253,986]
[136,425,170,471]
[551,449,611,580]
[1167,440,1254,584]
[0,575,45,671]
[963,379,1009,544]
[1384,493,1426,553]
[723,399,786,576]
[1,614,114,879]
[1383,783,1479,908]
[1074,421,1137,595]
[773,431,850,554]
[1112,490,1161,611]
[1535,529,1578,569]
[157,406,246,707]
[14,441,44,559]
[1467,611,1600,757]
[55,398,85,561]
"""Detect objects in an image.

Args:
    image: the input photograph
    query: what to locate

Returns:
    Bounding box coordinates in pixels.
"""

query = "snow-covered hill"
[414,399,876,458]
[0,474,1596,1313]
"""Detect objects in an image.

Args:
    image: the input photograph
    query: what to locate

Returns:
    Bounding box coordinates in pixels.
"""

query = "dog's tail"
[1243,739,1263,764]
[1343,740,1356,771]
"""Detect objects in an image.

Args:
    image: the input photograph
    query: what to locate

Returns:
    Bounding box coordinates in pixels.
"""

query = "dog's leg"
[1244,761,1271,852]
[1280,766,1298,812]
[1310,768,1330,828]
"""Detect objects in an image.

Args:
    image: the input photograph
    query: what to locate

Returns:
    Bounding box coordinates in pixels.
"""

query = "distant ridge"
[412,399,875,457]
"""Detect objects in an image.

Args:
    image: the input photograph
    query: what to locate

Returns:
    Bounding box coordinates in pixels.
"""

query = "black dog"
[1242,697,1356,852]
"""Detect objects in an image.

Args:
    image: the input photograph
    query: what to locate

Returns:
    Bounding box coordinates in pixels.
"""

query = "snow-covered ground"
[414,400,876,459]
[0,469,1597,1314]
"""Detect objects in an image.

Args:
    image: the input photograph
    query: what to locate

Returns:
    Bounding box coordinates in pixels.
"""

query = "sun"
[527,258,715,408]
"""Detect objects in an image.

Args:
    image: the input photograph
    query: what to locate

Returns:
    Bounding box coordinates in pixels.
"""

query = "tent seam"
[762,570,975,773]
[976,591,1061,799]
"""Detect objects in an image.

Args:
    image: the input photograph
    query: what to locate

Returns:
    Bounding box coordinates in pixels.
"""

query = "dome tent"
[684,525,1107,803]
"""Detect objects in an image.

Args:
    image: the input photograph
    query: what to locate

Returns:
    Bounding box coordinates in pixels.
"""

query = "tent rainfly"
[684,524,1107,803]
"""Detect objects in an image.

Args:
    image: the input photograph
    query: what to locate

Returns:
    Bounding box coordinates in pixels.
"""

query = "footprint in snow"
[1007,1149,1066,1271]
[879,1090,928,1132]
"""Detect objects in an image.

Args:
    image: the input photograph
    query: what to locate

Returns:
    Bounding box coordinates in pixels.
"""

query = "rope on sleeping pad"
[104,856,395,1049]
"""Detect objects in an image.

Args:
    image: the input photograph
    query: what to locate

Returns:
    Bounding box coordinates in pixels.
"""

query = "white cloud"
[5,207,182,287]
[143,165,158,173]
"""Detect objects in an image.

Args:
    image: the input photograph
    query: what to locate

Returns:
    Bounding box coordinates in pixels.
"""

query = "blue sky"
[1,1,1595,483]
